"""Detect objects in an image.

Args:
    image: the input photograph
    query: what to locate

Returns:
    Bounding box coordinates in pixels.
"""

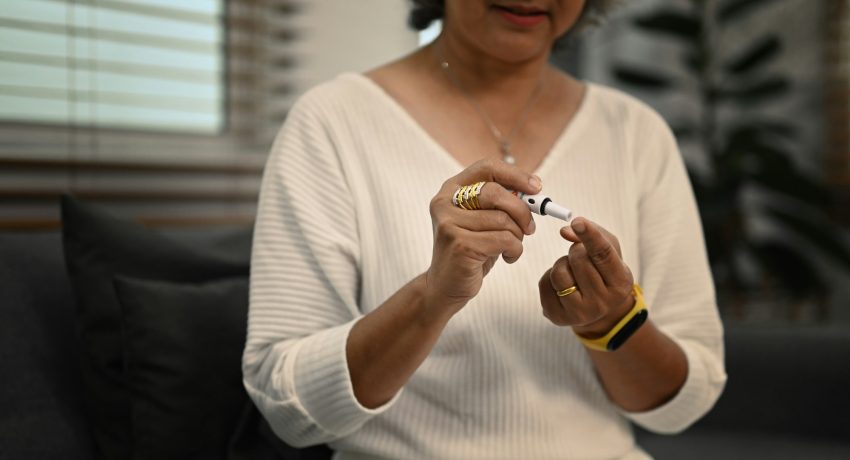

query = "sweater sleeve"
[622,109,727,434]
[242,91,399,447]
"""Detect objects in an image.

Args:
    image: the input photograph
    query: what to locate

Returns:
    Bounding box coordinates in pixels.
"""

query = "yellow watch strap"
[575,284,647,352]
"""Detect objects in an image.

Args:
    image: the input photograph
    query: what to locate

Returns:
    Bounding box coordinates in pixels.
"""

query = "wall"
[286,0,419,95]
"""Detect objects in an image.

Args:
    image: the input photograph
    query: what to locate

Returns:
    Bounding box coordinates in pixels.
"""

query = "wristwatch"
[575,284,648,352]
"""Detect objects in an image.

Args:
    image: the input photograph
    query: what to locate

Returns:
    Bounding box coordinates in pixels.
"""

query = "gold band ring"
[556,285,578,297]
[453,182,486,210]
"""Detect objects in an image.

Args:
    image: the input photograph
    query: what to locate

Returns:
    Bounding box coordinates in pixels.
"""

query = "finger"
[548,255,583,303]
[455,228,524,264]
[560,225,580,244]
[592,223,622,256]
[569,217,628,286]
[448,208,525,241]
[451,158,542,196]
[561,221,621,255]
[567,243,606,297]
[538,269,570,326]
[475,183,535,235]
[437,180,534,235]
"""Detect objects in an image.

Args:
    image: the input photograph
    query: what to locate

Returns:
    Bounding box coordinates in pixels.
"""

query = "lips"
[492,3,549,27]
[492,3,549,17]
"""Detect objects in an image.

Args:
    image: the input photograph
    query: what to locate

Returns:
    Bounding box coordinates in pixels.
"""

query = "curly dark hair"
[409,0,617,34]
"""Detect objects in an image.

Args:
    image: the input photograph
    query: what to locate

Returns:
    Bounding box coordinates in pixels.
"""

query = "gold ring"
[556,286,578,297]
[463,184,473,208]
[453,182,487,210]
[471,181,485,209]
[454,185,469,209]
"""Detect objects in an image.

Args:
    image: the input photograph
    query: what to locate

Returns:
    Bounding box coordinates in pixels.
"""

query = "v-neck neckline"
[345,72,595,178]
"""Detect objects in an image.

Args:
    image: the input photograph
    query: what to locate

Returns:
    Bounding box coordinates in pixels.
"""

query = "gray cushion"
[60,195,252,459]
[113,275,250,460]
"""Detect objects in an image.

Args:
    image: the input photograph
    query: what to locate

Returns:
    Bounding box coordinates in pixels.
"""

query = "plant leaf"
[683,51,705,74]
[748,239,826,299]
[718,0,781,24]
[612,66,675,90]
[721,131,827,204]
[762,206,850,269]
[634,10,702,44]
[718,76,791,105]
[750,161,828,206]
[726,121,797,140]
[724,36,782,75]
[691,173,746,269]
[760,184,826,211]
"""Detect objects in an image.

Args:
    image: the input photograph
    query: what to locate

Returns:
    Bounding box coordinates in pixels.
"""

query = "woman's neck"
[433,32,552,98]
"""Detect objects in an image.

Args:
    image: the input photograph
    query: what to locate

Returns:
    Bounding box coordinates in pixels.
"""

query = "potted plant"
[611,0,850,320]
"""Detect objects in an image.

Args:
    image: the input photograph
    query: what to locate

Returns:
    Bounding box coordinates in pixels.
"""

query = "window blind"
[0,0,301,229]
[0,0,225,133]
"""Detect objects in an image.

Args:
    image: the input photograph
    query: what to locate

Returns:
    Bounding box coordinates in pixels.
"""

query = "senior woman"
[242,1,727,459]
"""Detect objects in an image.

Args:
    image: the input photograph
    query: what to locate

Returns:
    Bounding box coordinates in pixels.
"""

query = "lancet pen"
[512,191,573,222]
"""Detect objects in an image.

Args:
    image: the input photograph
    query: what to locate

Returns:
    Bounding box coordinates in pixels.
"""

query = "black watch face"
[607,309,648,351]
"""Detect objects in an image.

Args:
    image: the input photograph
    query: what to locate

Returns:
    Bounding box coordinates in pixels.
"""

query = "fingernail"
[529,175,542,192]
[527,218,536,234]
[572,220,586,234]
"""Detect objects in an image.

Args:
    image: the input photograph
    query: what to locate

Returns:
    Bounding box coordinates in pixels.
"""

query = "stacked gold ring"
[453,181,486,210]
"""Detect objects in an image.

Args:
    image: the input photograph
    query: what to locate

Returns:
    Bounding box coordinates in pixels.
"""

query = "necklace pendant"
[500,142,516,164]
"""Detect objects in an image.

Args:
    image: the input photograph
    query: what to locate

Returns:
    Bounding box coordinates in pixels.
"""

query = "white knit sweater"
[243,73,727,460]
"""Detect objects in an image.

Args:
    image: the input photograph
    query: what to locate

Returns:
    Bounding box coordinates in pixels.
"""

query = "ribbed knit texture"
[243,73,727,460]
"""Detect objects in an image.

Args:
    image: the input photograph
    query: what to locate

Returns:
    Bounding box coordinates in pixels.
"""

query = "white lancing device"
[513,191,573,222]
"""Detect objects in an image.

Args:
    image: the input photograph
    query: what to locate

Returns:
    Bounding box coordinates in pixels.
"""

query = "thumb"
[560,225,580,243]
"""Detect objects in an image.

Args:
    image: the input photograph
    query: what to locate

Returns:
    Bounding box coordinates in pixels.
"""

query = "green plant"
[611,0,850,319]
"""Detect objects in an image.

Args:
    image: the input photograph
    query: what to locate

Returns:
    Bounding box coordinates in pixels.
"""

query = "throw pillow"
[60,195,251,459]
[113,275,249,460]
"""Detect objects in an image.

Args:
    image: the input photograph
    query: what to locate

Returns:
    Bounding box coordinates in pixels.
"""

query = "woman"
[243,1,727,459]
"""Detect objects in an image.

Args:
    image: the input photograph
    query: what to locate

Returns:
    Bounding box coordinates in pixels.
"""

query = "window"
[0,0,299,229]
[0,0,225,133]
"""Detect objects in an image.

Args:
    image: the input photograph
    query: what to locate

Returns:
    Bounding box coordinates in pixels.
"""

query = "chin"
[486,35,552,62]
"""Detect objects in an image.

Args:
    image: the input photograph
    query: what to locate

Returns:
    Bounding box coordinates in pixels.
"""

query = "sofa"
[636,326,850,459]
[1,196,848,459]
[0,196,330,460]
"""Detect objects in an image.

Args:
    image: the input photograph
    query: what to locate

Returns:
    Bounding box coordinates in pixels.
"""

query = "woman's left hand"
[538,217,636,337]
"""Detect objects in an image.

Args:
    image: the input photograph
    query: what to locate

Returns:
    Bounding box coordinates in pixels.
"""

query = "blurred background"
[0,1,849,458]
[2,0,847,325]
[575,0,850,327]
[0,0,418,229]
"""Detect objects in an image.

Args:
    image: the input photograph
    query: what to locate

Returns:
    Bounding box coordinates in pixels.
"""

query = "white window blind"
[0,0,305,229]
[0,0,224,133]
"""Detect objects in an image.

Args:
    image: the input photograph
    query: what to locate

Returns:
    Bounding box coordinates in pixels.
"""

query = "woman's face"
[442,0,586,62]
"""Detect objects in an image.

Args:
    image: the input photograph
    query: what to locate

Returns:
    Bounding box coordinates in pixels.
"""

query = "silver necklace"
[437,45,546,165]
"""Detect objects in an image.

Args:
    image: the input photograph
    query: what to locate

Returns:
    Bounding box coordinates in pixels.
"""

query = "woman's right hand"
[424,159,542,317]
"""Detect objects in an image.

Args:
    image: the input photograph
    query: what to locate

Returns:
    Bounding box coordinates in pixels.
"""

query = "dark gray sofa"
[0,227,330,460]
[636,326,850,459]
[1,231,94,458]
[2,229,849,459]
